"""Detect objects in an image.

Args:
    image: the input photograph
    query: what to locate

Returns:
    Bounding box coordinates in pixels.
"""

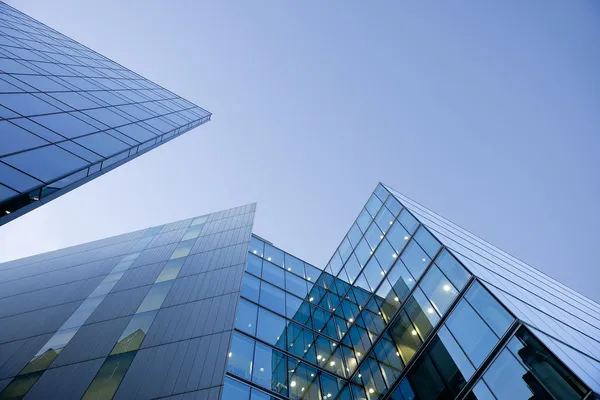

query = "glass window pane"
[264,244,284,267]
[508,328,589,399]
[374,238,397,272]
[82,352,136,400]
[347,223,363,247]
[241,273,261,302]
[262,261,285,288]
[375,206,395,234]
[286,294,303,319]
[419,265,459,316]
[284,253,304,275]
[136,281,172,313]
[250,236,265,257]
[260,282,286,315]
[385,196,402,216]
[235,299,258,335]
[304,264,320,282]
[465,281,514,337]
[364,222,383,250]
[446,300,498,367]
[111,311,157,355]
[434,249,470,290]
[484,349,533,400]
[357,208,373,232]
[386,221,411,255]
[400,240,430,280]
[413,226,441,259]
[227,333,255,381]
[365,194,383,217]
[222,377,250,400]
[190,215,208,226]
[181,224,203,241]
[2,144,89,183]
[286,272,308,298]
[246,253,263,276]
[252,342,288,395]
[155,258,184,283]
[398,209,419,234]
[257,308,287,347]
[170,239,194,259]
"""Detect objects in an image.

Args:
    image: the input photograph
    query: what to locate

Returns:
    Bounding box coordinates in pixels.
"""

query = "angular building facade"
[0,2,211,225]
[0,185,598,400]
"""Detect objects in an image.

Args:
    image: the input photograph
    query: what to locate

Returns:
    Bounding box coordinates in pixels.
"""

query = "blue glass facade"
[224,184,596,400]
[0,2,210,225]
[0,184,597,399]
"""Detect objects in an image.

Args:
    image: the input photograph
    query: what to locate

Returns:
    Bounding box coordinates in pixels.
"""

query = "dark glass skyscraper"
[0,184,598,399]
[0,2,211,225]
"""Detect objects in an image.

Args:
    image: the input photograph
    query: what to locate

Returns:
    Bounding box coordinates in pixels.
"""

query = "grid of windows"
[230,186,594,400]
[0,2,211,224]
[384,184,600,394]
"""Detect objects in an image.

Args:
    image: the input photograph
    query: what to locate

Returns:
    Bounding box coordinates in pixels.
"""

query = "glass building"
[0,184,598,400]
[0,2,211,225]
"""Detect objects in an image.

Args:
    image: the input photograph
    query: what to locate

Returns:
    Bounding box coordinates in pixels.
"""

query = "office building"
[0,2,211,225]
[0,183,598,399]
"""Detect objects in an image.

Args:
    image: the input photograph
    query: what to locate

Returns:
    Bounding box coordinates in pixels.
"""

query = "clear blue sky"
[1,1,599,302]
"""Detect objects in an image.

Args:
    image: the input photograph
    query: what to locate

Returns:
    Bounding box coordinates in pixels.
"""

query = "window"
[404,327,474,399]
[252,342,288,395]
[136,281,172,313]
[356,209,373,232]
[398,209,419,234]
[284,253,304,275]
[256,308,287,347]
[347,223,363,247]
[111,310,157,355]
[375,206,395,235]
[365,194,383,217]
[0,92,60,116]
[259,282,286,315]
[374,239,397,272]
[155,258,184,283]
[82,352,136,400]
[241,273,261,302]
[235,299,258,335]
[264,244,284,267]
[250,236,265,257]
[465,281,513,337]
[413,226,441,259]
[32,112,98,138]
[2,144,89,183]
[304,264,320,282]
[364,222,384,251]
[222,377,250,400]
[181,224,203,240]
[419,265,459,316]
[246,253,263,277]
[262,261,285,288]
[507,328,589,399]
[286,273,308,298]
[285,293,303,318]
[483,349,533,400]
[385,196,402,216]
[434,249,470,290]
[227,333,255,380]
[0,120,48,157]
[445,300,498,367]
[169,239,194,259]
[190,215,208,226]
[400,240,430,280]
